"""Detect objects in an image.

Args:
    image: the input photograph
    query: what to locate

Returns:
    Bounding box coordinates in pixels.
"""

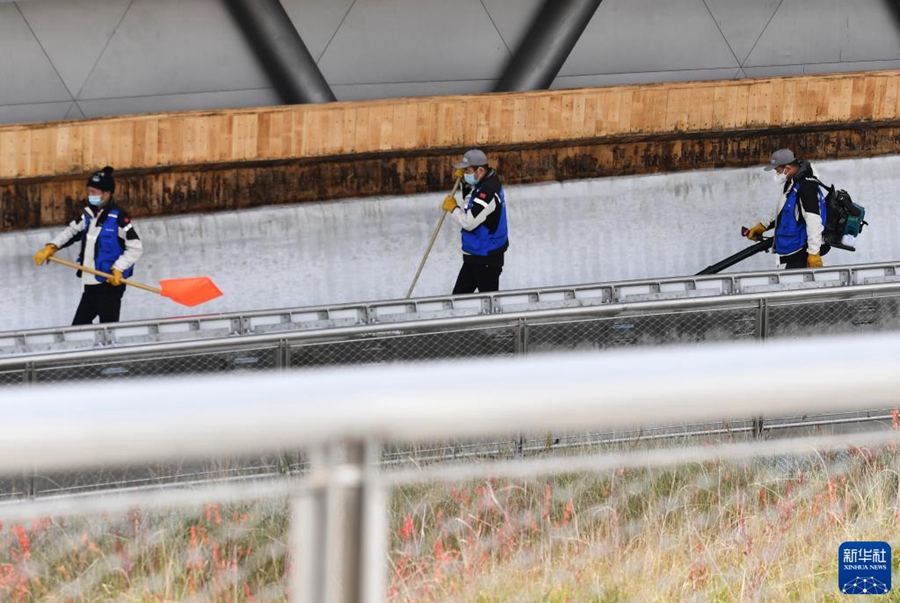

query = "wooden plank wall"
[1,70,899,232]
[1,70,896,181]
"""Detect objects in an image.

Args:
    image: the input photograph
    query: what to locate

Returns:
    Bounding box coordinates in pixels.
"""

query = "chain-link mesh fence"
[29,453,299,498]
[767,293,900,339]
[0,369,26,386]
[526,305,759,353]
[289,324,519,368]
[32,346,280,384]
[0,476,30,501]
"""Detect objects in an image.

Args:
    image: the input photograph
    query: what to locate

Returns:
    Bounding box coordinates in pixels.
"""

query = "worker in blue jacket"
[442,149,509,294]
[746,148,827,269]
[33,166,143,325]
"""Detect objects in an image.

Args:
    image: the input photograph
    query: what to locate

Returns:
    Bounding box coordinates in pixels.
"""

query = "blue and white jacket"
[49,201,143,286]
[449,170,509,266]
[760,161,825,257]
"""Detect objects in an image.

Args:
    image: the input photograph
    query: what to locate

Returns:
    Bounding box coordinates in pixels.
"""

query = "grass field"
[2,442,899,602]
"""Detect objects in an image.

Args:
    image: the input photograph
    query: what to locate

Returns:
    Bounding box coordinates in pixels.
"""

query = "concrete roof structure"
[2,0,900,124]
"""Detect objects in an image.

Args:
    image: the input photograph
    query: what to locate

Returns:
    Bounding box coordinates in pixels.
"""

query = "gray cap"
[453,149,488,169]
[763,148,796,171]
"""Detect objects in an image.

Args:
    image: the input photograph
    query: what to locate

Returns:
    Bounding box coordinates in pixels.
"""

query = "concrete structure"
[3,0,900,124]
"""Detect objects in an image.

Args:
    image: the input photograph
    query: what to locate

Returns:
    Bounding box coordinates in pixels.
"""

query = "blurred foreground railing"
[1,333,900,602]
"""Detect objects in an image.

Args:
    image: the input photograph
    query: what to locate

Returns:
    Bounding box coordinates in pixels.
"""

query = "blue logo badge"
[839,541,891,595]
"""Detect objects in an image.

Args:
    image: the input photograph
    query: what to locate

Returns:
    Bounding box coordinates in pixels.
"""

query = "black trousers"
[72,284,126,325]
[452,263,503,294]
[781,250,808,270]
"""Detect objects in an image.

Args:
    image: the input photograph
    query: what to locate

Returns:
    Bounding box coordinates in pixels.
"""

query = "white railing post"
[291,444,328,603]
[359,441,387,603]
[291,441,378,603]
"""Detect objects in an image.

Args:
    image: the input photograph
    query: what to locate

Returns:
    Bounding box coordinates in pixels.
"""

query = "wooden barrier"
[2,70,900,231]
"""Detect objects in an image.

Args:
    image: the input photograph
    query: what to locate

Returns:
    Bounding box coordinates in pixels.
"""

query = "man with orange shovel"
[33,166,222,325]
[33,166,143,325]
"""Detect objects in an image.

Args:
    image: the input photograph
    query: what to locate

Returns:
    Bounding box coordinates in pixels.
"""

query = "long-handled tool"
[405,178,462,299]
[48,257,223,307]
[695,227,773,275]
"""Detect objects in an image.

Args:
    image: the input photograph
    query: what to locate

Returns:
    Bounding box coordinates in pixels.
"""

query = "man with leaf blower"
[745,148,827,270]
[33,166,143,325]
[441,149,509,294]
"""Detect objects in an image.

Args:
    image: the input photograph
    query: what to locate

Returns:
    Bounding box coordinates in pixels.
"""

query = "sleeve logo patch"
[479,192,487,199]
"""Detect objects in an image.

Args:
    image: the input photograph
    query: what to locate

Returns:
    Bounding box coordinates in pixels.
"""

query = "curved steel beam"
[495,0,603,92]
[224,0,336,104]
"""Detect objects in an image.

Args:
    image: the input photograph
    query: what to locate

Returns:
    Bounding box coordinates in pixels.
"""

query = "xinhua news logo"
[839,541,891,595]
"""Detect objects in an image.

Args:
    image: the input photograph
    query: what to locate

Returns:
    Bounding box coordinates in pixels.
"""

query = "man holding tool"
[745,148,827,270]
[33,166,143,325]
[442,149,509,294]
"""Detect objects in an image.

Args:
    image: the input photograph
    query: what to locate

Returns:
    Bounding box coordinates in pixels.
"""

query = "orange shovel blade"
[158,277,223,307]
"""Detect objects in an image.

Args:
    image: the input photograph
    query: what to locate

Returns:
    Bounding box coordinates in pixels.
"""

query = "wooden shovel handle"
[47,256,161,295]
[406,178,462,299]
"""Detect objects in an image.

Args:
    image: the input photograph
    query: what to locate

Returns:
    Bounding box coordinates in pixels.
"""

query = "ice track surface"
[4,155,899,332]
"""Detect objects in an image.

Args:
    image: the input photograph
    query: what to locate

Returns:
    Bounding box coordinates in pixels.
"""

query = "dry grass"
[0,501,289,602]
[2,444,900,602]
[387,445,900,602]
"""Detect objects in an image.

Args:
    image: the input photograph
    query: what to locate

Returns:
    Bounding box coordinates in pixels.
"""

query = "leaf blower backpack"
[810,177,867,252]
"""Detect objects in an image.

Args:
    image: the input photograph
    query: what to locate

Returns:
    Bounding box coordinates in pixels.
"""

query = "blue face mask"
[464,172,479,186]
[88,195,103,207]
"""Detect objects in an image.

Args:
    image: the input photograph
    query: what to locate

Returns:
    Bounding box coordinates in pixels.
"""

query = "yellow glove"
[746,223,767,241]
[33,244,57,266]
[108,268,124,286]
[442,195,458,213]
[453,168,465,181]
[807,254,823,268]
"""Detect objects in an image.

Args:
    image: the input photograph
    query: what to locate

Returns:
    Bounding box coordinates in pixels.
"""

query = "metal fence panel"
[767,294,900,339]
[289,325,519,368]
[30,453,297,498]
[526,306,759,353]
[0,476,30,501]
[0,369,25,386]
[32,346,280,383]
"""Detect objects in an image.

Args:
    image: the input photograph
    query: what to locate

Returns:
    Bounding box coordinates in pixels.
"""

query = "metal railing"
[2,334,900,602]
[3,260,899,358]
[2,263,900,382]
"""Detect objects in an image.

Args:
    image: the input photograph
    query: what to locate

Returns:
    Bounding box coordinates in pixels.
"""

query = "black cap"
[87,166,115,193]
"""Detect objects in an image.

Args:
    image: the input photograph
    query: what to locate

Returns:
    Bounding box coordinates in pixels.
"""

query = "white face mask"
[773,171,787,184]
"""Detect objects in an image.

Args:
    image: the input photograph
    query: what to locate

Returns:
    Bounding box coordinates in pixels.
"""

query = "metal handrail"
[2,260,898,357]
[2,270,900,368]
